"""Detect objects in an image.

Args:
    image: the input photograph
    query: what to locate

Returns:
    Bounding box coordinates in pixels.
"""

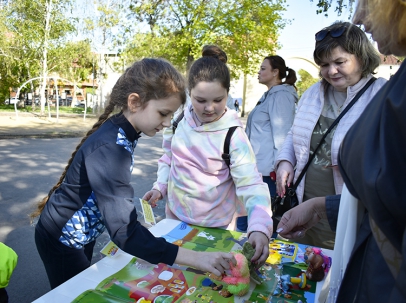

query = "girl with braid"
[31,58,236,289]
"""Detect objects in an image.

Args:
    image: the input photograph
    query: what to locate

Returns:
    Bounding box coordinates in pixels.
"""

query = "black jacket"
[39,113,178,265]
[337,61,406,302]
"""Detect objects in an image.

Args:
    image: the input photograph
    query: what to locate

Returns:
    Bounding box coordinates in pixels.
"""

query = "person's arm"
[175,247,236,277]
[275,160,295,197]
[86,143,178,264]
[273,130,296,175]
[325,194,341,231]
[229,128,272,264]
[0,242,17,289]
[276,196,332,239]
[86,143,235,276]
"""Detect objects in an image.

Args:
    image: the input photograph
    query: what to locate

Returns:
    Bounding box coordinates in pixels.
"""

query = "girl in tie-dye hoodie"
[143,46,273,265]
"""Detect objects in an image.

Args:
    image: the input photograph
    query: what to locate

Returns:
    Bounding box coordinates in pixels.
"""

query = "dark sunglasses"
[315,26,347,42]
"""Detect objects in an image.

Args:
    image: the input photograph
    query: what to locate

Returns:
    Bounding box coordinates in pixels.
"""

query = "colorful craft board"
[73,222,330,303]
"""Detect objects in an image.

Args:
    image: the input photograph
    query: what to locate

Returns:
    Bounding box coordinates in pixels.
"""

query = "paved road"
[0,112,247,302]
[0,134,166,303]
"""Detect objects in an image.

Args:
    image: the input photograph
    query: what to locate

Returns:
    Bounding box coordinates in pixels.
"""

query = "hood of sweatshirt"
[267,84,299,102]
[183,103,243,132]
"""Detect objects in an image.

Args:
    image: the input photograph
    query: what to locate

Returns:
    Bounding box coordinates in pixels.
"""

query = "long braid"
[30,58,186,222]
[30,103,116,221]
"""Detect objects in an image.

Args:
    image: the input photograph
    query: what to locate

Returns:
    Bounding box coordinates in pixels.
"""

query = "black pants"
[35,220,96,289]
[0,288,8,303]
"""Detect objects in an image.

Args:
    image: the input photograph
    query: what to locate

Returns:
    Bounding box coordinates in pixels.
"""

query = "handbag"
[272,77,377,232]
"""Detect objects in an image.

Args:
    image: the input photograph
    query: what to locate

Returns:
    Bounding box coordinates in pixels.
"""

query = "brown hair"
[264,55,297,87]
[313,21,381,78]
[201,45,228,63]
[187,45,230,92]
[30,58,186,220]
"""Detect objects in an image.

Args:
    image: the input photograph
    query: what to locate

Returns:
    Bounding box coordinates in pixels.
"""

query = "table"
[33,219,332,303]
[33,220,181,303]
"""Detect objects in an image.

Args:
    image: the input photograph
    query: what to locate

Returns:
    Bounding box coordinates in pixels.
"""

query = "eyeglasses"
[315,26,347,42]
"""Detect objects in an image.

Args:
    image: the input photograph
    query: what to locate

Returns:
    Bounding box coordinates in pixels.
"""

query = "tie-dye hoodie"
[153,104,273,238]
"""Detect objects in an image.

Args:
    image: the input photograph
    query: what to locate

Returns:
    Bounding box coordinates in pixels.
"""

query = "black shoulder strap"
[173,112,237,168]
[292,77,377,190]
[222,126,238,168]
[172,111,185,134]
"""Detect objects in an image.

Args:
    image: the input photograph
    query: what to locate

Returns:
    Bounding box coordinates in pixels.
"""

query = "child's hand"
[195,252,237,277]
[247,231,270,268]
[142,189,162,208]
[176,248,236,277]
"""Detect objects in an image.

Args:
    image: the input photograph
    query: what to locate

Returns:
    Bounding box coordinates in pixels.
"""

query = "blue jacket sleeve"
[325,194,341,232]
[85,142,178,265]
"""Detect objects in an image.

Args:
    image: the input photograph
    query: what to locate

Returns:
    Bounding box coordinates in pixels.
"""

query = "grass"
[0,104,91,114]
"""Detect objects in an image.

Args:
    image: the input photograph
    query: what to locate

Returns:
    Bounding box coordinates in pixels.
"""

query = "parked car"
[4,97,20,105]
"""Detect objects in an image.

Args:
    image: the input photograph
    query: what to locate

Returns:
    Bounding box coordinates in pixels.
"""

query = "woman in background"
[238,55,297,232]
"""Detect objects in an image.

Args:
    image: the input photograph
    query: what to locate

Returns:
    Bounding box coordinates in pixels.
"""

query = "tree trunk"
[40,0,53,115]
[241,73,247,117]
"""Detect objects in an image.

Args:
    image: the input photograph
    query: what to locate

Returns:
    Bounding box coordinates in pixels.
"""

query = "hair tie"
[286,67,289,75]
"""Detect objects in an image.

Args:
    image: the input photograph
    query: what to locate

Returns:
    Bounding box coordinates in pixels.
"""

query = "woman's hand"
[142,189,162,207]
[247,231,270,268]
[176,248,236,277]
[276,197,327,239]
[275,161,294,196]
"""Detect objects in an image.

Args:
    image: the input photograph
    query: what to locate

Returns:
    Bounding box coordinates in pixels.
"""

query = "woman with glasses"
[276,1,406,301]
[237,55,298,233]
[274,21,387,249]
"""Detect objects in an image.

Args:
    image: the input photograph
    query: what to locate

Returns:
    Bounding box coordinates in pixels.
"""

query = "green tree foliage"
[296,69,319,98]
[52,40,97,103]
[124,0,286,117]
[82,0,124,49]
[1,0,75,111]
[125,0,286,74]
[218,0,286,77]
[310,0,355,16]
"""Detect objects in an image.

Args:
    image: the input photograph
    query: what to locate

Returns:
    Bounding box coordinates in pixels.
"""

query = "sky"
[277,0,352,60]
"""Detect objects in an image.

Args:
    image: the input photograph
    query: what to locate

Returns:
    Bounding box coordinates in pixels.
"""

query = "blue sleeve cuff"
[325,195,341,232]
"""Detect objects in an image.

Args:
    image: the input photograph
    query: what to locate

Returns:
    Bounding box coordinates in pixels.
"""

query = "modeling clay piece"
[304,247,326,282]
[241,242,262,284]
[222,252,250,296]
